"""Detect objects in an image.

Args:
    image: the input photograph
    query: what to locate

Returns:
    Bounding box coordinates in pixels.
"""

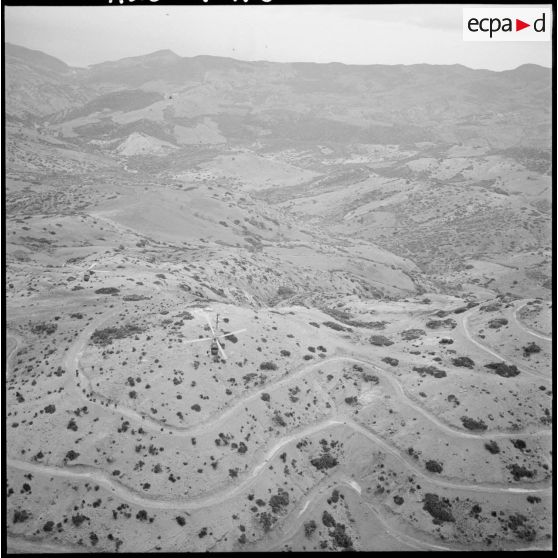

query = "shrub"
[31,322,57,335]
[259,512,276,533]
[272,411,286,427]
[426,319,456,329]
[425,460,443,473]
[259,361,277,371]
[91,324,144,346]
[369,335,394,347]
[523,342,541,357]
[191,404,201,412]
[65,450,79,462]
[322,321,346,331]
[331,523,353,549]
[13,510,30,524]
[488,318,508,328]
[439,338,454,344]
[484,362,520,377]
[44,404,56,414]
[311,453,338,471]
[269,489,289,513]
[322,510,336,528]
[261,393,270,402]
[401,329,426,340]
[413,366,446,378]
[461,416,487,431]
[484,440,500,454]
[136,510,148,521]
[452,356,475,368]
[304,520,317,537]
[344,396,358,406]
[176,516,186,526]
[508,464,534,481]
[71,514,89,527]
[94,287,120,295]
[393,495,404,505]
[422,493,455,523]
[280,350,291,357]
[382,357,399,366]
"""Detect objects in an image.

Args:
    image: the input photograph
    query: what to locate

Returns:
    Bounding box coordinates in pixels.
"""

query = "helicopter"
[185,310,246,363]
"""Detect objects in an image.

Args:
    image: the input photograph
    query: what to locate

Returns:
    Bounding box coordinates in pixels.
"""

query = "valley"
[5,43,553,552]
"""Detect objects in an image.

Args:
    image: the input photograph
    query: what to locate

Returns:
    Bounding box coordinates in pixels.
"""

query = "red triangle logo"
[516,19,530,31]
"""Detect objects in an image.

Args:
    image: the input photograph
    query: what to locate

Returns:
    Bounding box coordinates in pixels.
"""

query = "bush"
[488,318,508,328]
[322,510,336,528]
[413,366,446,378]
[259,361,277,371]
[91,324,144,346]
[322,321,347,331]
[426,318,456,329]
[401,329,426,340]
[461,416,487,431]
[425,460,443,473]
[422,493,455,523]
[439,338,454,344]
[523,342,541,357]
[344,396,358,405]
[261,393,270,402]
[259,512,276,533]
[452,356,475,368]
[369,335,394,347]
[65,450,79,462]
[382,357,399,366]
[484,362,520,377]
[13,510,30,524]
[44,404,56,414]
[269,489,289,513]
[304,520,317,537]
[508,464,534,481]
[311,453,338,471]
[484,440,500,454]
[331,523,353,550]
[31,322,57,335]
[95,287,120,295]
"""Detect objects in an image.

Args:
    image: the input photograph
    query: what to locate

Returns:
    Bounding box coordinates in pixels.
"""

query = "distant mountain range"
[5,43,552,150]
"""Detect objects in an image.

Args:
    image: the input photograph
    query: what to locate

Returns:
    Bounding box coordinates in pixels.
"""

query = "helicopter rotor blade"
[184,336,213,344]
[200,311,216,336]
[216,339,228,361]
[217,328,246,340]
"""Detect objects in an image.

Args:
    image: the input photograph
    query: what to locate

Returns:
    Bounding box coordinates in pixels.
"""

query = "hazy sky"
[5,4,552,70]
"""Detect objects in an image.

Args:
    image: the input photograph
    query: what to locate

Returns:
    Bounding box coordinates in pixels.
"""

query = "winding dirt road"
[7,302,551,516]
[513,301,552,341]
[461,305,550,379]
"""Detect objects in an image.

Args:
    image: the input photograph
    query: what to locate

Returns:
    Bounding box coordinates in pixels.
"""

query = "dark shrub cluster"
[523,342,541,357]
[91,324,144,346]
[422,493,455,523]
[488,318,508,328]
[425,460,443,473]
[452,356,475,368]
[484,362,520,377]
[461,416,487,431]
[413,365,446,379]
[369,335,394,347]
